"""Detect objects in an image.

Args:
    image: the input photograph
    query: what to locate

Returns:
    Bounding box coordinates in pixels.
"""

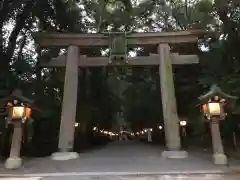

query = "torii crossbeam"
[40,53,199,67]
[34,30,208,47]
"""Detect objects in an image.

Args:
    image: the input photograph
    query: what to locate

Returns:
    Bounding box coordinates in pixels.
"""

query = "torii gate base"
[34,30,207,160]
[51,151,79,161]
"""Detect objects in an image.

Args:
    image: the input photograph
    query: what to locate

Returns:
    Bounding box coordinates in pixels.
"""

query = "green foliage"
[171,0,215,30]
[199,2,240,111]
[82,0,154,31]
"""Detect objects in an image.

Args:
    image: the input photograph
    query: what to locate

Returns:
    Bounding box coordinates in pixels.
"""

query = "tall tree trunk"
[185,0,189,23]
[0,0,12,27]
[35,48,43,105]
[17,32,27,61]
[80,68,87,101]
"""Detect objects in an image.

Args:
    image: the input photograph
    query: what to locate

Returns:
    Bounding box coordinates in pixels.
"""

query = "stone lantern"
[0,89,34,169]
[199,85,237,165]
[180,120,187,137]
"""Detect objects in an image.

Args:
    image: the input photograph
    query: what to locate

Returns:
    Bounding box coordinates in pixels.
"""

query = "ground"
[0,141,240,179]
[1,174,240,180]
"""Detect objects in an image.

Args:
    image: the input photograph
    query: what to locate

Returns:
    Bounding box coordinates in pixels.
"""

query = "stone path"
[1,174,240,180]
[0,178,42,180]
[0,140,236,177]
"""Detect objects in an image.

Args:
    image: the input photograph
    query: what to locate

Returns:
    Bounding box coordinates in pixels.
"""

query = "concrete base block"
[5,157,22,169]
[162,150,188,159]
[51,152,79,161]
[213,153,227,165]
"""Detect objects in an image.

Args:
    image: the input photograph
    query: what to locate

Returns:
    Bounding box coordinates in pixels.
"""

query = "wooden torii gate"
[34,30,207,160]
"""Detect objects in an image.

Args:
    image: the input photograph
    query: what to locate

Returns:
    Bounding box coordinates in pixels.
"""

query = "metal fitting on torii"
[105,32,128,65]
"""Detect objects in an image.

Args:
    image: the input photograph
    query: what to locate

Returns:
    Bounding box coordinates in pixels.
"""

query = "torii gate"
[34,30,207,160]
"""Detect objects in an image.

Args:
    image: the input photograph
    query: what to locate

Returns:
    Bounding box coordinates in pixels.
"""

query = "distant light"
[180,120,187,127]
[129,51,137,57]
[93,127,97,131]
[75,123,79,127]
[144,129,147,132]
[158,126,163,130]
[150,128,153,132]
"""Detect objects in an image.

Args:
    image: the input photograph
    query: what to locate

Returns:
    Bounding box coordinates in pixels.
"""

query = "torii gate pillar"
[51,45,79,160]
[158,44,188,158]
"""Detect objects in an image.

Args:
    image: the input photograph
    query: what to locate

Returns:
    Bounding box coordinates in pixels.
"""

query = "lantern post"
[147,128,153,142]
[199,85,237,165]
[180,120,187,137]
[1,89,33,169]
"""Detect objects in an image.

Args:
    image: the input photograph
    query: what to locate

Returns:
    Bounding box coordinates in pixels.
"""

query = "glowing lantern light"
[208,102,221,115]
[12,106,25,119]
[180,120,187,127]
[202,104,207,113]
[25,107,32,119]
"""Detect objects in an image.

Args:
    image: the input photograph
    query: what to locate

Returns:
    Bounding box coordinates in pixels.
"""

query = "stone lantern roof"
[199,84,238,104]
[0,89,39,116]
[0,89,34,106]
[199,85,238,112]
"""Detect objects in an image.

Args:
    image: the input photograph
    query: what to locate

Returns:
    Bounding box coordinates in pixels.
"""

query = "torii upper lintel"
[33,30,209,48]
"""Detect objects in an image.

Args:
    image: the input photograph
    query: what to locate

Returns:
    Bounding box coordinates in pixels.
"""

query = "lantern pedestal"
[210,120,227,165]
[5,121,23,169]
[162,150,188,159]
[5,157,22,169]
[213,153,227,165]
[147,129,152,142]
[51,152,79,161]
